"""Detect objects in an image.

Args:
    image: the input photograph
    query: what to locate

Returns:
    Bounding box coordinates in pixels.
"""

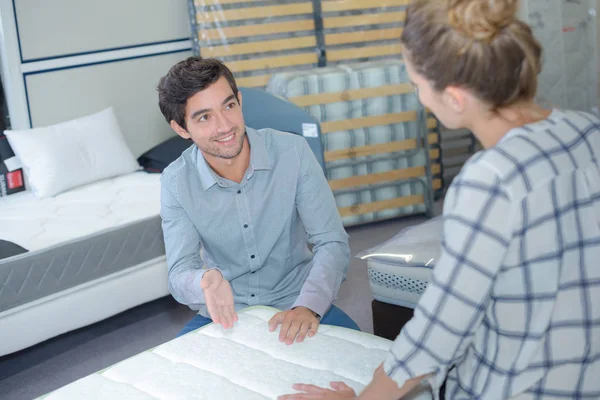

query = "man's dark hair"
[157,56,239,130]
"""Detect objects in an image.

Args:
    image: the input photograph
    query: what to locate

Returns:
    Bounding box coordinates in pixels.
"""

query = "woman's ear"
[443,86,467,114]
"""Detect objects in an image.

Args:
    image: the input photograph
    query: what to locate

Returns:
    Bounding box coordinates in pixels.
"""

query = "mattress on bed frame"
[40,306,433,400]
[0,216,165,313]
[367,258,434,309]
[359,216,442,309]
[0,172,169,355]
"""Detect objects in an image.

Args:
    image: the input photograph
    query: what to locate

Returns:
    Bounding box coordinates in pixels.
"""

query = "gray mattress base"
[0,216,165,313]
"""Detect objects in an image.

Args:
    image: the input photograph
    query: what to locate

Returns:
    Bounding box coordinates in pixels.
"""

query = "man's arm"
[160,175,223,306]
[268,140,350,344]
[382,162,514,392]
[292,139,350,317]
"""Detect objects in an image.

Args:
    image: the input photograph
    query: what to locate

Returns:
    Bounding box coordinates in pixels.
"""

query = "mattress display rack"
[187,0,448,225]
[266,60,441,225]
[187,0,411,88]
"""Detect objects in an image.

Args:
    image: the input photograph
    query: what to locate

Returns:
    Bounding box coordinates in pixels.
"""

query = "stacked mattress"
[40,306,433,400]
[267,60,438,226]
[358,216,443,309]
[0,171,169,355]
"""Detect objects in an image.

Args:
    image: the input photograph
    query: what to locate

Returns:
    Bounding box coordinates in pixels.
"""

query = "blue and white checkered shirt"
[384,109,600,399]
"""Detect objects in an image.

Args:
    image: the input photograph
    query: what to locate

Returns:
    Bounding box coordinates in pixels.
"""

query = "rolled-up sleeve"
[383,163,514,391]
[291,140,350,318]
[160,175,222,307]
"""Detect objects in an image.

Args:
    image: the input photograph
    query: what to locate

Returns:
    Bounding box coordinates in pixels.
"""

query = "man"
[157,56,358,344]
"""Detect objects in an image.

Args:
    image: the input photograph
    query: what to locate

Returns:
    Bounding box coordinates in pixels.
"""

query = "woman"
[279,0,600,399]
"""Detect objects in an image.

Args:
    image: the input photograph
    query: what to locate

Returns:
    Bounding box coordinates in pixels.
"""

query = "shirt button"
[251,270,256,274]
[243,224,248,228]
[237,190,241,194]
[250,255,255,259]
[251,294,255,297]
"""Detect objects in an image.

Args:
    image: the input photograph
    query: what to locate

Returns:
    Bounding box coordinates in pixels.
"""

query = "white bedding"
[41,307,433,400]
[0,171,161,251]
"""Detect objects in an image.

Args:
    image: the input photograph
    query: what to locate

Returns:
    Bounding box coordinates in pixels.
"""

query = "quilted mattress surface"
[0,171,161,252]
[42,307,433,400]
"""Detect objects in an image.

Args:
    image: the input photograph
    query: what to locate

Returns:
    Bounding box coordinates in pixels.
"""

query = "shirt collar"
[194,126,271,191]
[247,126,271,172]
[194,147,217,191]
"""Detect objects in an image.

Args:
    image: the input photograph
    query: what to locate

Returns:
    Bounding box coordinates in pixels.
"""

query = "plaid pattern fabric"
[267,60,431,226]
[383,109,600,399]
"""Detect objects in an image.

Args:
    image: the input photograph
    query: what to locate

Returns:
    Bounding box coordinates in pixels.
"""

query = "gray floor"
[0,213,432,400]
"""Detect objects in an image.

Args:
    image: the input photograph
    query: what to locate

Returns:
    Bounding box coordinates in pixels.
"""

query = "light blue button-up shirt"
[160,127,350,318]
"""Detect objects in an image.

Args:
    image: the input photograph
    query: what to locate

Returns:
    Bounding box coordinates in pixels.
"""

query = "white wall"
[0,0,193,156]
[520,0,599,113]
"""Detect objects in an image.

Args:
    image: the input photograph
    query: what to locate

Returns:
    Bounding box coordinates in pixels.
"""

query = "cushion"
[137,136,192,173]
[0,240,27,261]
[4,107,140,198]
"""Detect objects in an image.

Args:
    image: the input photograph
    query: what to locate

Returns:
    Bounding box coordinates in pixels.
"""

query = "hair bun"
[448,0,519,42]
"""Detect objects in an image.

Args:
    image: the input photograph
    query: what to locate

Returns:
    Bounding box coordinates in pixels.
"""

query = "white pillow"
[5,107,140,198]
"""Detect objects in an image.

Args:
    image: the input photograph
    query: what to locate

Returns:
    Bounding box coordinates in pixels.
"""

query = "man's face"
[172,76,246,160]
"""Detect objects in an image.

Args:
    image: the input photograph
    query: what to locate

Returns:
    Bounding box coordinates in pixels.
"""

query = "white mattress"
[359,217,442,308]
[0,171,161,251]
[41,306,433,400]
[0,171,168,356]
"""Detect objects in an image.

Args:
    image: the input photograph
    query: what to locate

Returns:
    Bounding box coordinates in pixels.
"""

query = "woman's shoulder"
[457,109,600,197]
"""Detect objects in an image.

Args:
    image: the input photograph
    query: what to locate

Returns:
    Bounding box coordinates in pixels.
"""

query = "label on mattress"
[302,123,319,138]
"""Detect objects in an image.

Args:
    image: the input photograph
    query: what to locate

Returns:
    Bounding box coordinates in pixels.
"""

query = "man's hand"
[277,382,357,400]
[200,269,237,329]
[268,306,320,345]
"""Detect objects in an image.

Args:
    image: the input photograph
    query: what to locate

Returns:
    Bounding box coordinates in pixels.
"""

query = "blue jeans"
[176,305,360,337]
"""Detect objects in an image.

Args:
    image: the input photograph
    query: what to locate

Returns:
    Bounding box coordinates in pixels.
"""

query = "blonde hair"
[401,0,543,108]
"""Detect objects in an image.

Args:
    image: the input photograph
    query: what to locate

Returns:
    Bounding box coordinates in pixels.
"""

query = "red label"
[6,170,23,189]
